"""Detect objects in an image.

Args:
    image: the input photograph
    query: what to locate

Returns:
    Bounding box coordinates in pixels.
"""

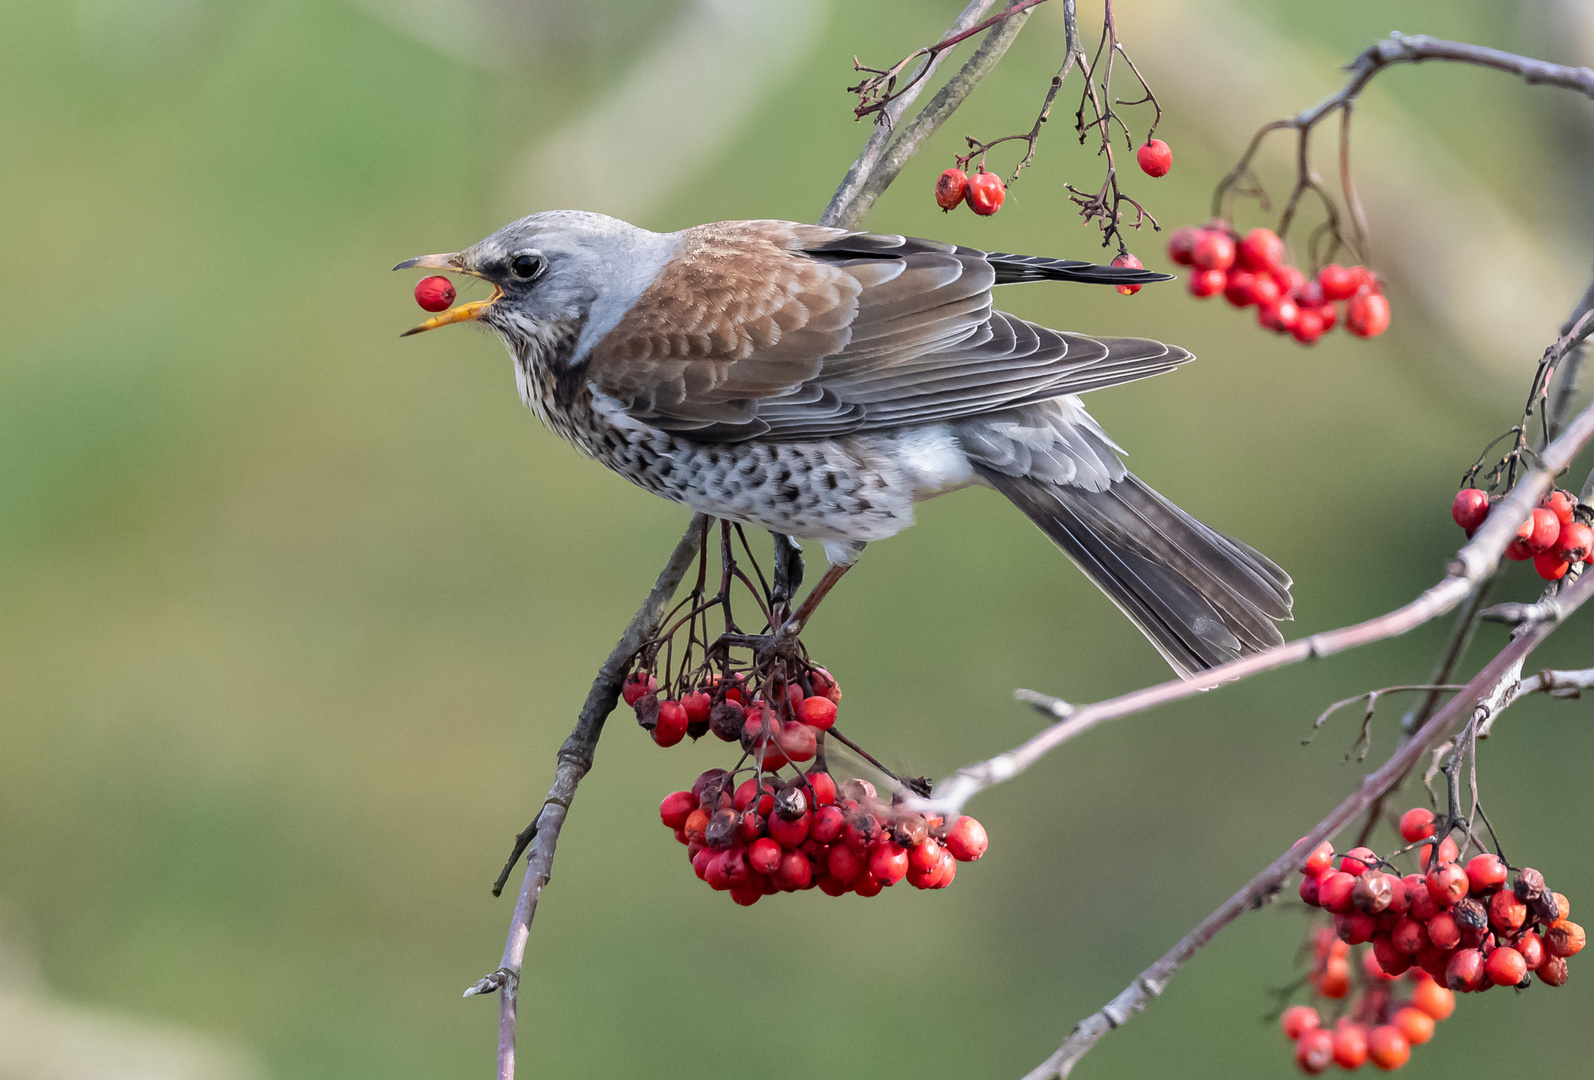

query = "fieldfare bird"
[397,211,1292,676]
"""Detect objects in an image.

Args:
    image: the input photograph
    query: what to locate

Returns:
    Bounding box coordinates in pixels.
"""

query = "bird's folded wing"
[583,220,1190,442]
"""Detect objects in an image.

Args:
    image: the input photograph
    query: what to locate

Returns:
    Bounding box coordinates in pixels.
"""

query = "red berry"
[1445,947,1486,992]
[1517,929,1545,970]
[908,838,943,874]
[1250,274,1282,308]
[1426,862,1468,907]
[1426,911,1461,950]
[1319,871,1357,914]
[1136,138,1172,178]
[1465,853,1508,893]
[966,171,1005,216]
[1410,974,1455,1019]
[1554,521,1592,562]
[1166,227,1199,267]
[1535,551,1570,581]
[777,721,817,762]
[1292,309,1324,344]
[1318,956,1351,998]
[1315,303,1338,332]
[1112,252,1144,296]
[1399,807,1436,843]
[1340,847,1378,877]
[775,850,813,890]
[1281,1005,1320,1040]
[1303,840,1335,876]
[1331,1022,1368,1069]
[1258,298,1301,333]
[1366,1025,1411,1070]
[944,815,988,861]
[1223,270,1259,307]
[1237,228,1286,273]
[1299,874,1323,906]
[748,837,782,875]
[1485,945,1527,986]
[1295,1029,1335,1074]
[1372,934,1411,977]
[659,790,698,829]
[682,691,712,725]
[652,700,688,747]
[868,840,909,885]
[1335,911,1376,944]
[1272,264,1307,295]
[805,769,837,807]
[1347,289,1391,337]
[935,168,969,211]
[414,275,455,312]
[1187,269,1226,298]
[1391,917,1427,954]
[1405,874,1439,921]
[1316,263,1359,301]
[767,811,810,849]
[1489,890,1527,932]
[1418,835,1458,871]
[1191,231,1236,272]
[1450,489,1489,533]
[826,843,864,883]
[621,672,657,707]
[1391,1007,1434,1047]
[810,805,845,844]
[1543,489,1577,525]
[796,696,837,729]
[1525,507,1561,553]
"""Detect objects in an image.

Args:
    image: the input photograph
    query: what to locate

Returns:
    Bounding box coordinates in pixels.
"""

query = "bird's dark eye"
[510,253,545,280]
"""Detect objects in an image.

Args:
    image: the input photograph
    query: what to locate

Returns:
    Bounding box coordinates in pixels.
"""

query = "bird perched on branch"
[397,211,1291,676]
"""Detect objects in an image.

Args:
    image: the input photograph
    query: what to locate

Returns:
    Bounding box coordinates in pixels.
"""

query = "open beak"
[394,252,503,337]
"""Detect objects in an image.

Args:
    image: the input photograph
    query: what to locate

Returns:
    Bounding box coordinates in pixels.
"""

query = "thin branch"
[1022,569,1594,1079]
[1548,274,1594,441]
[822,0,1001,229]
[921,360,1594,819]
[466,517,707,1080]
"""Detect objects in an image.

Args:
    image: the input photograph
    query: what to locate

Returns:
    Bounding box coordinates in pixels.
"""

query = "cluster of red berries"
[1284,934,1455,1073]
[1285,807,1582,1071]
[935,168,1006,216]
[1166,221,1390,343]
[415,275,455,312]
[659,768,988,905]
[622,665,842,762]
[1451,487,1591,581]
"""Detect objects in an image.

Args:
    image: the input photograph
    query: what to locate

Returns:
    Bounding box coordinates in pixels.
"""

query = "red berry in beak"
[415,275,456,312]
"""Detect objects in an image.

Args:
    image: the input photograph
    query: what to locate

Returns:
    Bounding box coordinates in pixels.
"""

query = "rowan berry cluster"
[1451,487,1592,581]
[934,168,1007,216]
[659,768,988,906]
[623,663,842,759]
[1285,806,1582,1072]
[1166,221,1389,343]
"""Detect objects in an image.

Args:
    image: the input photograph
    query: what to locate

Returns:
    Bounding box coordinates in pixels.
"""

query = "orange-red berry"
[966,171,1005,216]
[1465,853,1508,894]
[935,168,969,211]
[1281,1005,1321,1040]
[414,275,455,312]
[1366,1025,1411,1069]
[1112,252,1144,295]
[1347,289,1390,338]
[1295,1029,1335,1074]
[1191,231,1236,272]
[1136,138,1172,178]
[1331,1022,1368,1070]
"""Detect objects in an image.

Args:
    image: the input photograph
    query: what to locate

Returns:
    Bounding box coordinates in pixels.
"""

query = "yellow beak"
[393,252,502,337]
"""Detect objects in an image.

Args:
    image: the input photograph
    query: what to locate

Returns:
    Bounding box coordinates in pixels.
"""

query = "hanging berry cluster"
[1451,486,1591,581]
[659,767,987,906]
[1165,221,1389,343]
[1284,806,1582,1072]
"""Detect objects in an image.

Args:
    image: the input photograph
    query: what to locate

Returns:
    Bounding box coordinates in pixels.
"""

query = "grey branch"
[1022,570,1594,1080]
[923,349,1594,820]
[472,518,706,1080]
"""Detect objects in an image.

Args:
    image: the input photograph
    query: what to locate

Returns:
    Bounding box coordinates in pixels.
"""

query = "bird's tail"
[975,465,1293,677]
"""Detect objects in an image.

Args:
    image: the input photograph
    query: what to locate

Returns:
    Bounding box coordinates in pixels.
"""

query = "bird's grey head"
[395,210,677,365]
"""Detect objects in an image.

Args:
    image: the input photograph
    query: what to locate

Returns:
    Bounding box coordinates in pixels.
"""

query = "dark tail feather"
[976,467,1293,677]
[982,252,1175,288]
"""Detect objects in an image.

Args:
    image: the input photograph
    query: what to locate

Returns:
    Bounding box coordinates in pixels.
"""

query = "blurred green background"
[2,0,1593,1076]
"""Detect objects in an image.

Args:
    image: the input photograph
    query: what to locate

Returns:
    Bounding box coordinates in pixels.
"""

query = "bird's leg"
[770,533,805,626]
[716,520,739,636]
[764,546,860,660]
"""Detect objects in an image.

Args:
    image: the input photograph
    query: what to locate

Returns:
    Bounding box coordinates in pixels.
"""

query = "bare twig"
[841,0,1052,224]
[847,0,1048,122]
[1549,275,1594,441]
[467,519,706,1080]
[1215,34,1594,265]
[923,345,1594,819]
[823,0,1001,229]
[1021,569,1594,1079]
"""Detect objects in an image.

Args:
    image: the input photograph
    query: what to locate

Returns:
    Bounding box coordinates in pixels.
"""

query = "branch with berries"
[928,0,1173,264]
[1162,35,1594,349]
